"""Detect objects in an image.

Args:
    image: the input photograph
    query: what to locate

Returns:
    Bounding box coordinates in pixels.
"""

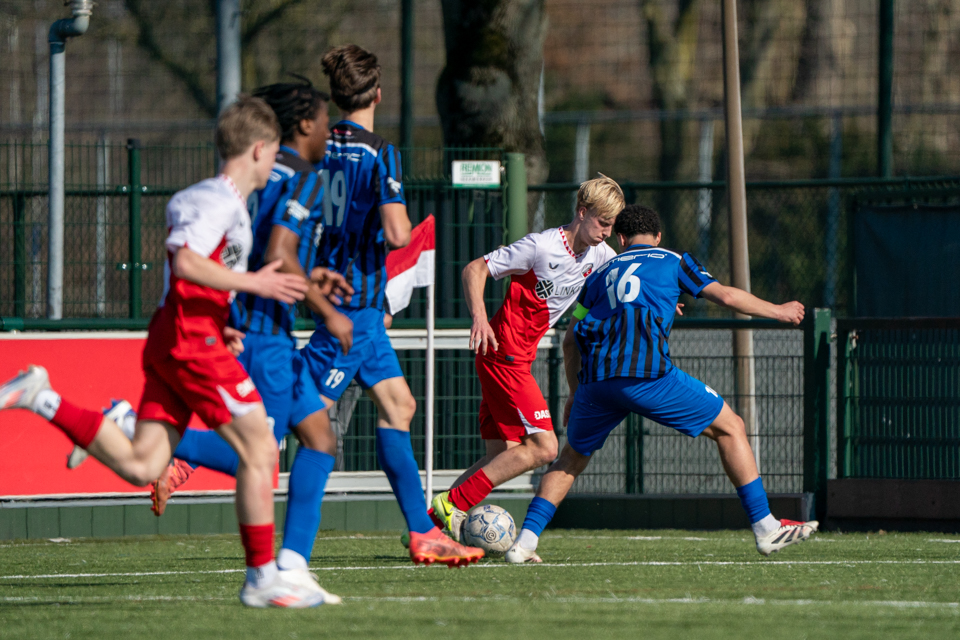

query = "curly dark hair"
[613,204,661,239]
[252,75,329,143]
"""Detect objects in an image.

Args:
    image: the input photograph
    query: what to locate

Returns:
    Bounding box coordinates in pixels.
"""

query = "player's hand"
[311,267,353,305]
[469,318,499,355]
[676,303,684,316]
[325,310,354,355]
[776,301,805,325]
[563,395,575,427]
[251,260,309,304]
[223,326,245,357]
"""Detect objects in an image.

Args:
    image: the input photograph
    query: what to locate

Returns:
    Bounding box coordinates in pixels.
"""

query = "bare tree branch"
[123,0,217,117]
[242,0,307,45]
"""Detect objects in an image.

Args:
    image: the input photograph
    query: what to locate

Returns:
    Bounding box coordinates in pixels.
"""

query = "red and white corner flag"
[385,214,435,315]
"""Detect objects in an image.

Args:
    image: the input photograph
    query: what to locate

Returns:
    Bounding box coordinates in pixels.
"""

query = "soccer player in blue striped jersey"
[506,204,818,562]
[150,79,355,592]
[299,44,483,567]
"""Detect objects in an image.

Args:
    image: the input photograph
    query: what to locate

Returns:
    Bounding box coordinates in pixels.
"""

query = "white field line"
[4,558,960,581]
[0,594,957,610]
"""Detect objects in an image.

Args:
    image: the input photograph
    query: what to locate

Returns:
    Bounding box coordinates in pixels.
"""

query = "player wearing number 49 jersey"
[506,204,818,564]
[429,175,624,538]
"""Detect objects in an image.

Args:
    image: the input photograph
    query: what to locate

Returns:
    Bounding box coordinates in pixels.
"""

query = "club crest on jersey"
[221,244,243,269]
[581,262,594,277]
[534,279,555,299]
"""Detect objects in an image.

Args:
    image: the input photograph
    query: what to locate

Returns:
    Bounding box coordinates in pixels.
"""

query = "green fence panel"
[837,318,960,479]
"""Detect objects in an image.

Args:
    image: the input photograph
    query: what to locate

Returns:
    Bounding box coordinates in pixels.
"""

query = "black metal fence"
[333,319,816,496]
[837,318,960,480]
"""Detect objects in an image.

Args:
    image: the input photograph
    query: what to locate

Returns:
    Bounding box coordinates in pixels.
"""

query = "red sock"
[427,508,444,529]
[239,523,275,568]
[50,398,104,449]
[448,469,494,511]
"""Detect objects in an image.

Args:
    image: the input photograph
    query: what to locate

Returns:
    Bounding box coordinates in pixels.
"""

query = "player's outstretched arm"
[699,282,805,325]
[172,248,308,304]
[380,203,412,248]
[462,257,499,355]
[561,319,582,426]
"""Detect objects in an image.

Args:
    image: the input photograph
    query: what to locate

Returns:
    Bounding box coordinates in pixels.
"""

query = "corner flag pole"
[424,280,436,501]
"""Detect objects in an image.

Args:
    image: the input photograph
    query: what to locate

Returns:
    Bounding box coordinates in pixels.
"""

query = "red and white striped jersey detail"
[145,177,253,362]
[484,227,616,364]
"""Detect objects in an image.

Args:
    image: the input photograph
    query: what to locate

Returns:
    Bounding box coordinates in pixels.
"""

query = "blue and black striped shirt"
[314,121,405,312]
[232,147,325,337]
[573,244,717,383]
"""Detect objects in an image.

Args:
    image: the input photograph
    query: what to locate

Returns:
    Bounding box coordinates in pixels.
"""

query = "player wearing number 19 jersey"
[506,204,818,563]
[300,44,483,567]
[429,176,624,538]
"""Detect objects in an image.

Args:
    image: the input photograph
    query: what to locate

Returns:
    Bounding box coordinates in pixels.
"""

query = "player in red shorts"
[429,175,625,538]
[0,97,335,608]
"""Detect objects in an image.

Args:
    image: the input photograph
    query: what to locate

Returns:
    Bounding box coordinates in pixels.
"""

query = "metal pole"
[216,0,241,113]
[96,135,108,317]
[400,0,414,150]
[572,121,590,214]
[127,139,142,319]
[47,2,93,320]
[721,0,758,467]
[424,282,435,501]
[505,153,528,244]
[48,40,65,319]
[878,0,894,177]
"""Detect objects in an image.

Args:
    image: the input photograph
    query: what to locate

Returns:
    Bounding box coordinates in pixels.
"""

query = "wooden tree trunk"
[436,0,549,200]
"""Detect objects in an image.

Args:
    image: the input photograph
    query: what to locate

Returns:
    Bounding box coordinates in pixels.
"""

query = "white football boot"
[278,569,342,605]
[68,399,136,469]
[0,365,50,412]
[504,541,543,564]
[239,570,330,608]
[756,519,819,556]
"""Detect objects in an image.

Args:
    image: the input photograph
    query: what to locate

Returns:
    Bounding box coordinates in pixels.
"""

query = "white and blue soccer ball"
[462,504,517,556]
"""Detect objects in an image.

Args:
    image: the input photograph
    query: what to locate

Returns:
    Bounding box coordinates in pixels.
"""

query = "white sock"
[516,528,540,550]
[751,514,781,538]
[246,561,278,589]
[33,389,61,421]
[116,413,136,440]
[276,548,308,571]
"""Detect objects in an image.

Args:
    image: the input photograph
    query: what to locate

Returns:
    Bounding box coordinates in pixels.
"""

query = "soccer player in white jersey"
[430,175,624,536]
[0,97,337,608]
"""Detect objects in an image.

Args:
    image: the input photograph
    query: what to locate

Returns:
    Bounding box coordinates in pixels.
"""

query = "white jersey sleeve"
[165,187,235,259]
[484,233,539,281]
[597,241,617,267]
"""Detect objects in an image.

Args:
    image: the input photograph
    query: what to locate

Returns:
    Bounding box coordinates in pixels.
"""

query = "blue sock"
[375,428,434,534]
[736,477,772,524]
[280,447,335,563]
[520,497,558,536]
[173,428,240,476]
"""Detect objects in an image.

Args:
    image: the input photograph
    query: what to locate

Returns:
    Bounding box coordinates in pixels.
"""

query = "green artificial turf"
[1,529,958,639]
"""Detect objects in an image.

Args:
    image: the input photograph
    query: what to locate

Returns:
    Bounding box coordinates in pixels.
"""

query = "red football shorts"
[138,352,262,435]
[476,354,553,442]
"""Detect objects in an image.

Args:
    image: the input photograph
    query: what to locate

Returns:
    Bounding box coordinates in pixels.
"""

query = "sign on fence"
[451,160,501,189]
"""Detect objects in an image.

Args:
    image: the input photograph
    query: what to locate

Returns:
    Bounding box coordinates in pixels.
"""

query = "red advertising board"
[0,333,238,497]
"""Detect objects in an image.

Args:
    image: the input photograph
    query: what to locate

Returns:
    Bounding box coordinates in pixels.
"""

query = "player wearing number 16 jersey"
[429,176,624,538]
[506,204,818,563]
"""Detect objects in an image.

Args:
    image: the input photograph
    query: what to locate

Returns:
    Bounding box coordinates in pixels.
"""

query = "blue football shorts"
[236,331,326,441]
[300,306,404,401]
[566,367,725,456]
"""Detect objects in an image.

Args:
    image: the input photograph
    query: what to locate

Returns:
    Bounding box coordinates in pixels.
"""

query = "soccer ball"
[462,504,517,556]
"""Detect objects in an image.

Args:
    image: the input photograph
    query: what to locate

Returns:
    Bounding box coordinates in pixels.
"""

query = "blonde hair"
[215,95,281,160]
[576,173,625,221]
